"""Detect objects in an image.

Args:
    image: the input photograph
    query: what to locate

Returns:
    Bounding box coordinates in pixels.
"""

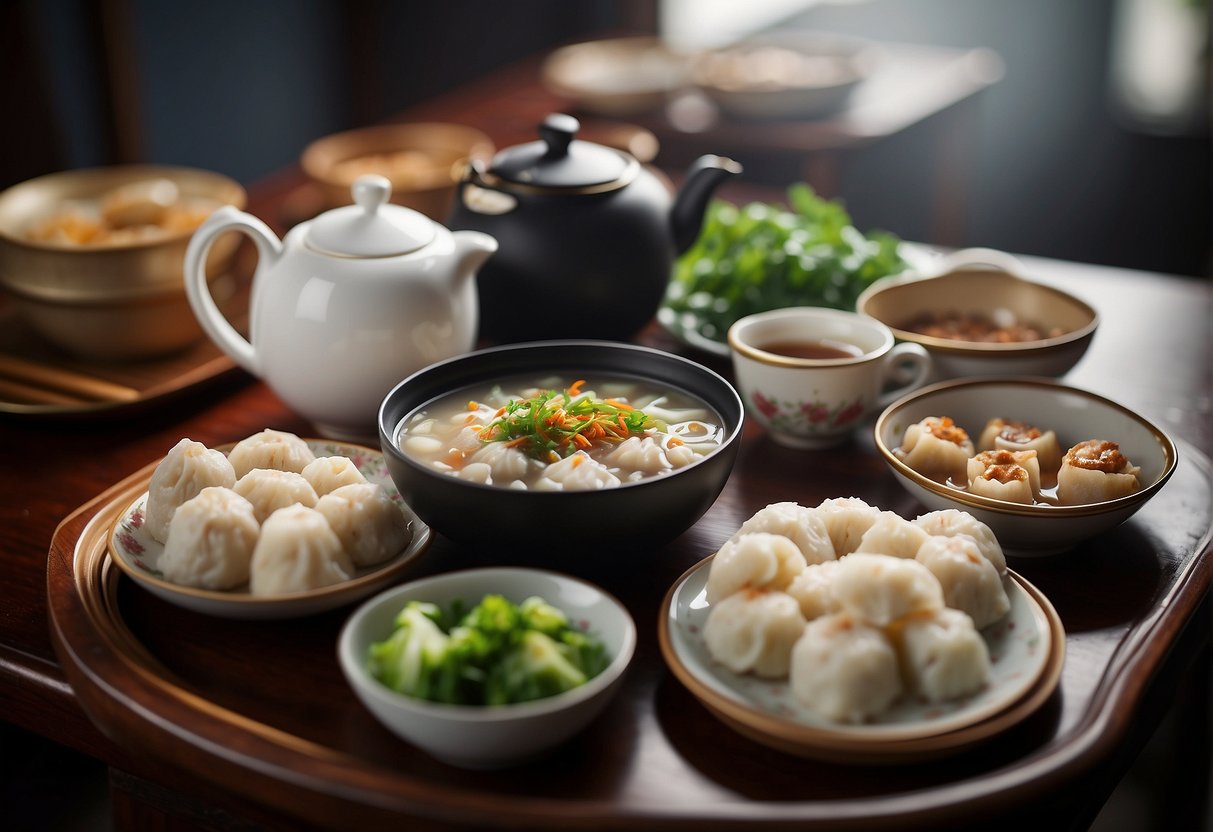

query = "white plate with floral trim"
[658,555,1064,762]
[109,440,432,619]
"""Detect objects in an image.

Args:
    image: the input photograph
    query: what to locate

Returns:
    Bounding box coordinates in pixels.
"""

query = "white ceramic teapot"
[184,174,496,439]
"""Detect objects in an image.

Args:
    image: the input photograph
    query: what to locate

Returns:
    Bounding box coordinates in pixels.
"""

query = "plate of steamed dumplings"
[109,429,432,619]
[659,497,1064,761]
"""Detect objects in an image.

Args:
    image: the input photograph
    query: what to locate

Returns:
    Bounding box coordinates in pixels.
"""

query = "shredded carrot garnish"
[668,437,685,447]
[466,401,479,411]
[567,379,586,396]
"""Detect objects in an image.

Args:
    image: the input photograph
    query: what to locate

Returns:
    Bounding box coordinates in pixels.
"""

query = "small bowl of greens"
[338,566,636,768]
[659,183,911,356]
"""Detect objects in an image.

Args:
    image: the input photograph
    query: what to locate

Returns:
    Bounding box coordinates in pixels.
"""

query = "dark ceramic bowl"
[378,341,743,549]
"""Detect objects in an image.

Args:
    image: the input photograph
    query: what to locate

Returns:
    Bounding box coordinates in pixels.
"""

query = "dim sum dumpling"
[249,504,353,595]
[706,533,807,604]
[301,455,368,496]
[814,497,881,557]
[853,511,931,559]
[895,417,974,484]
[227,429,316,479]
[603,436,671,476]
[233,468,319,524]
[915,535,1010,629]
[703,589,806,678]
[789,613,902,723]
[785,560,843,620]
[978,418,1062,476]
[532,451,621,491]
[159,486,258,590]
[466,441,532,485]
[966,449,1039,504]
[314,482,411,567]
[1056,440,1141,505]
[892,608,991,702]
[732,502,836,565]
[913,509,1007,574]
[832,553,944,626]
[145,438,237,543]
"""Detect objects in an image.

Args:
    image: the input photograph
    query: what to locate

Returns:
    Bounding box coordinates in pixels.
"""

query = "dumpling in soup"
[1056,440,1141,505]
[978,418,1062,479]
[706,533,807,604]
[464,441,532,485]
[603,436,671,478]
[892,607,991,702]
[233,469,319,524]
[913,509,1007,574]
[301,455,368,496]
[966,449,1040,504]
[831,553,944,627]
[227,429,316,478]
[732,502,836,565]
[159,487,258,590]
[315,482,411,567]
[853,511,931,559]
[249,504,353,595]
[145,438,237,543]
[703,589,806,678]
[532,451,620,491]
[785,559,843,620]
[915,535,1010,629]
[789,613,902,723]
[814,497,881,557]
[896,416,975,484]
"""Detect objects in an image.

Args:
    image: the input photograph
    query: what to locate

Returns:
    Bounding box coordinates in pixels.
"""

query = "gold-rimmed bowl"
[857,249,1098,380]
[874,378,1178,556]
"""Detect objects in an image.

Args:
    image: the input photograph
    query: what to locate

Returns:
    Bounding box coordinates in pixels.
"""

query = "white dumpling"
[966,448,1041,503]
[1056,440,1142,505]
[896,417,975,484]
[913,509,1007,574]
[249,504,353,595]
[227,429,316,479]
[603,436,670,476]
[915,535,1011,629]
[831,553,944,626]
[145,438,237,543]
[533,451,621,491]
[814,497,881,557]
[665,442,699,468]
[466,441,532,485]
[978,418,1062,477]
[706,533,807,604]
[233,469,319,524]
[785,560,843,620]
[159,486,258,590]
[301,455,368,496]
[314,482,411,567]
[733,502,836,565]
[893,608,991,702]
[703,589,806,678]
[789,613,902,723]
[853,510,931,559]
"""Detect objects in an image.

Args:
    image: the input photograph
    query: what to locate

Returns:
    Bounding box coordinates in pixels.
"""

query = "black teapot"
[448,114,741,343]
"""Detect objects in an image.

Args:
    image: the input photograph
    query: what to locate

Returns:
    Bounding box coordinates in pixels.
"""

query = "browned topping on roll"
[998,420,1043,443]
[927,416,971,446]
[1064,439,1129,473]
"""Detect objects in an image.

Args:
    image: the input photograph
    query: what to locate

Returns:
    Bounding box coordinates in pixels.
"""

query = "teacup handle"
[877,342,932,408]
[932,246,1025,275]
[183,205,283,377]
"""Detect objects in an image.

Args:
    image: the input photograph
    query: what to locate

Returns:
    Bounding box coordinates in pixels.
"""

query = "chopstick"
[0,355,140,403]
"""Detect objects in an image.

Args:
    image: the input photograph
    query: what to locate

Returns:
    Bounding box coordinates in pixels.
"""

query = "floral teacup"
[728,307,931,448]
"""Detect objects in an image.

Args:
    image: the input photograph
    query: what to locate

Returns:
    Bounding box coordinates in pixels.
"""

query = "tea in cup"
[728,307,931,448]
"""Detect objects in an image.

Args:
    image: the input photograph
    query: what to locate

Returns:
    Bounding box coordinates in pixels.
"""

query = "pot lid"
[487,114,631,189]
[306,175,435,257]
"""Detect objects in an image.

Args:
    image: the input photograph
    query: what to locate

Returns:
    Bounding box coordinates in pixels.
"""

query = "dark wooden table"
[5,53,1213,832]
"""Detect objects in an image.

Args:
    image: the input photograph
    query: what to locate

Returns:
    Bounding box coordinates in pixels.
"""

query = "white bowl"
[337,567,636,768]
[874,378,1178,556]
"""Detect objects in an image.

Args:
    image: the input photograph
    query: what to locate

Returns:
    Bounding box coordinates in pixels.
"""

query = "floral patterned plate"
[109,440,432,620]
[658,556,1064,762]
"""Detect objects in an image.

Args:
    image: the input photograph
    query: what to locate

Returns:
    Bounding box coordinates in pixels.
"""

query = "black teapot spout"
[670,155,743,255]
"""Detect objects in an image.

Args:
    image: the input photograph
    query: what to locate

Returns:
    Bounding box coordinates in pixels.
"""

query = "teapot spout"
[451,230,498,279]
[670,155,743,255]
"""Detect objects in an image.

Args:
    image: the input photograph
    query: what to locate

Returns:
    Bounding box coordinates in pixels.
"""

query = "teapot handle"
[184,205,282,377]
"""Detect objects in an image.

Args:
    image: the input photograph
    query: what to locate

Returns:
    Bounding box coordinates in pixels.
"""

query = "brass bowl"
[0,165,246,360]
[301,123,495,220]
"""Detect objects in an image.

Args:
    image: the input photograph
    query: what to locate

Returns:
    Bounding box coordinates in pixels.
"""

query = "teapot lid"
[306,175,435,257]
[487,114,634,190]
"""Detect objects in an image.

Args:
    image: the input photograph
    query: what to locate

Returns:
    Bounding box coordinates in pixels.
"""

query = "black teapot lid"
[487,114,634,190]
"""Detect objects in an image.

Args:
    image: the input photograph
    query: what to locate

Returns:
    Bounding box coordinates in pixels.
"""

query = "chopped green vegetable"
[662,183,908,344]
[367,594,609,706]
[477,379,660,462]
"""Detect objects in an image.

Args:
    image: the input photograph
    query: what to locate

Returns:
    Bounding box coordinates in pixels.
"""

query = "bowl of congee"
[378,341,743,549]
[857,249,1098,380]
